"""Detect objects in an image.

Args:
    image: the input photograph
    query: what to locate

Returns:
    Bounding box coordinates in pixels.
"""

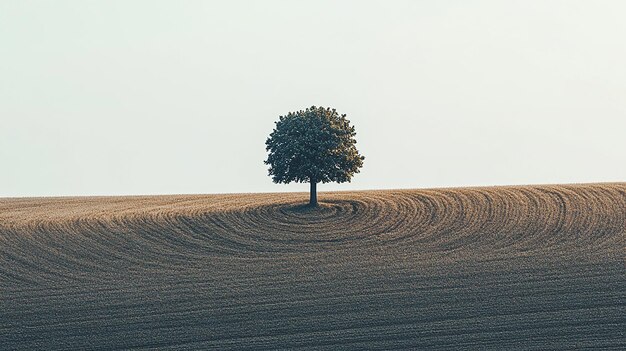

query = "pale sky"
[1,1,625,197]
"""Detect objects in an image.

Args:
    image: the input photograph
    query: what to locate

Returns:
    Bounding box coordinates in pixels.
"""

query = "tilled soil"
[1,183,624,350]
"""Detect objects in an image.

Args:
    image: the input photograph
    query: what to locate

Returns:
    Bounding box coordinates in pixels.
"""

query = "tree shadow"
[285,203,332,213]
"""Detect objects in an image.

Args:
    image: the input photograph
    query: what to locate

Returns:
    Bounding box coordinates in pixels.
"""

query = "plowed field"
[1,183,625,349]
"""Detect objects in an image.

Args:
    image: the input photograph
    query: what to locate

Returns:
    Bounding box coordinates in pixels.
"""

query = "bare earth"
[1,183,625,350]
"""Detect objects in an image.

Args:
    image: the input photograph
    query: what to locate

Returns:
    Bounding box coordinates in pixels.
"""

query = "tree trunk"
[309,180,318,207]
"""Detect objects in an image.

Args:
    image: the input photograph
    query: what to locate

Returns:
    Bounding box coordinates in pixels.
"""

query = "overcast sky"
[1,1,624,197]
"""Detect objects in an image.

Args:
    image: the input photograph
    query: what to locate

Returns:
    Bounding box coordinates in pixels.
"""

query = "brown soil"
[1,183,624,349]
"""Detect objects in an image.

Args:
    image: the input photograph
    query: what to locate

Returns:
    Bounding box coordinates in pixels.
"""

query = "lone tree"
[265,106,365,207]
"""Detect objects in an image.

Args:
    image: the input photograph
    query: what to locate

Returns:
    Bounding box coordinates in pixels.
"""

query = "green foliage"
[265,106,365,184]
